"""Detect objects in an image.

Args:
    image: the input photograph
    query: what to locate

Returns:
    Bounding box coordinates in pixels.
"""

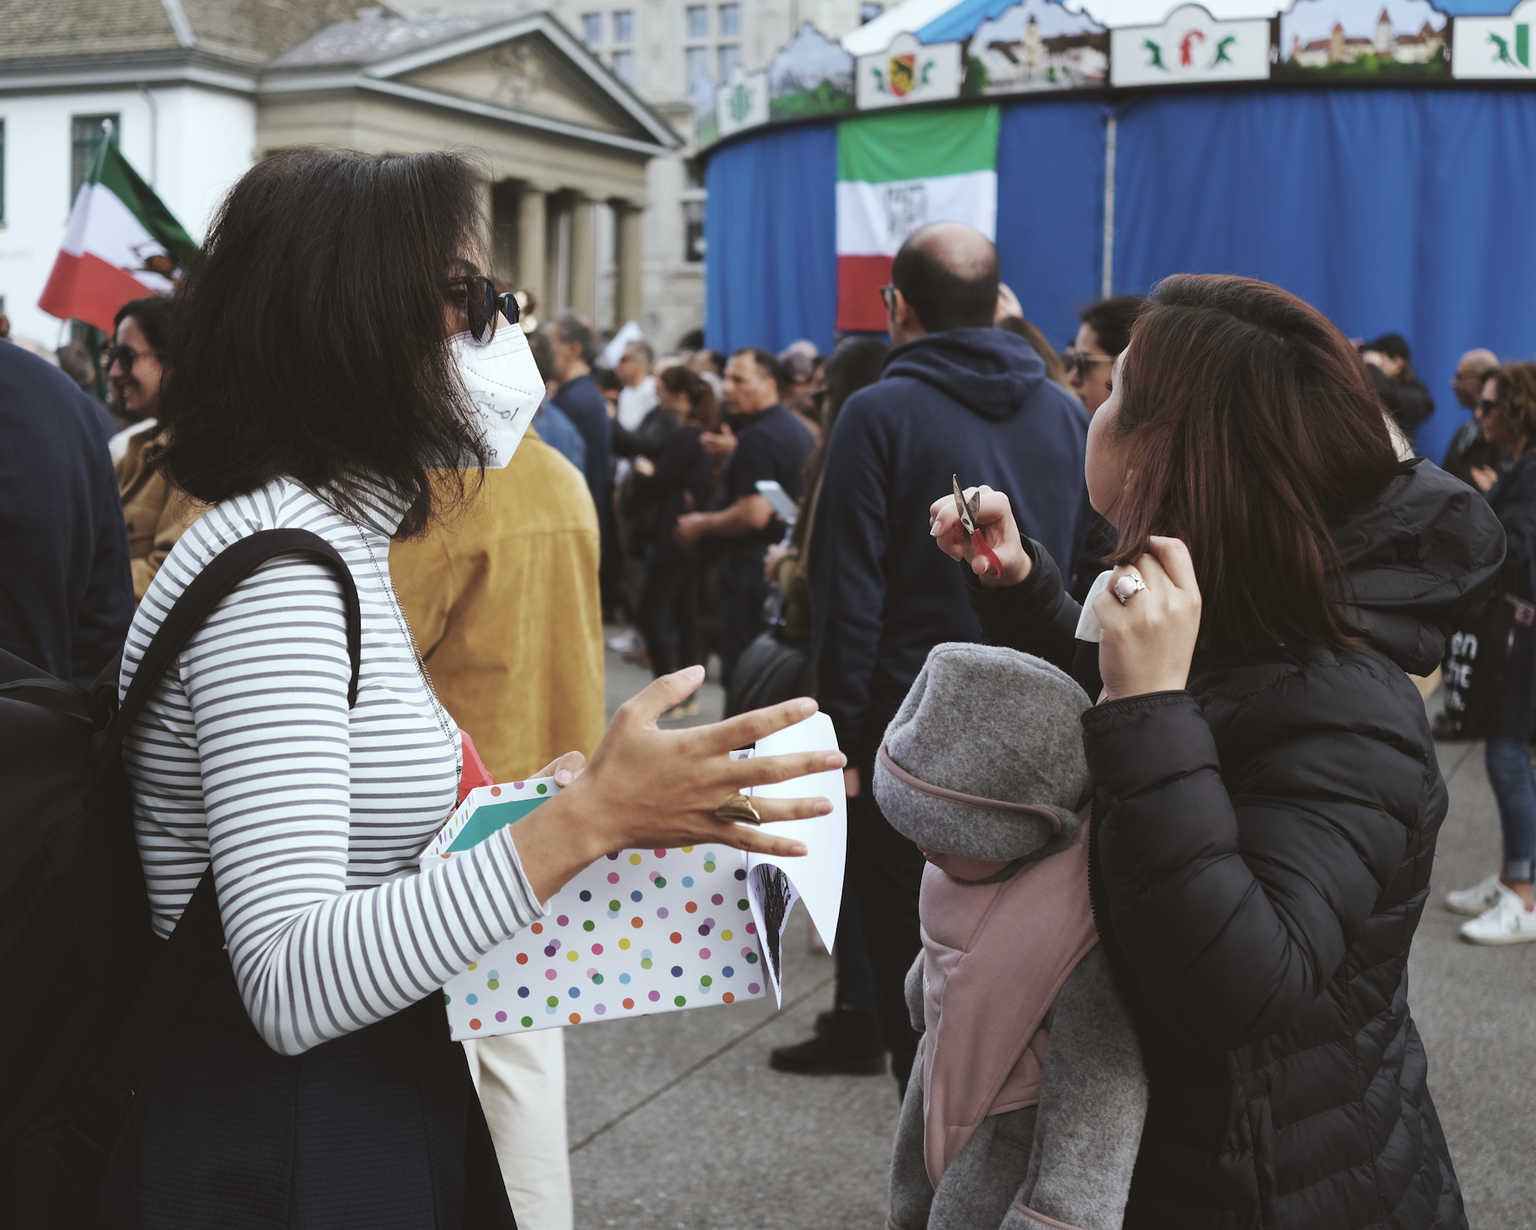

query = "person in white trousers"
[464,1033,573,1230]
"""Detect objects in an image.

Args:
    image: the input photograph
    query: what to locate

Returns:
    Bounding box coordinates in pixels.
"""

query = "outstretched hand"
[510,667,844,902]
[928,484,1032,589]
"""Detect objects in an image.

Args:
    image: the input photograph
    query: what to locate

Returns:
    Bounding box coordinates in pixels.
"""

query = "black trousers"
[716,544,769,692]
[637,557,701,678]
[846,787,925,1096]
[98,955,515,1230]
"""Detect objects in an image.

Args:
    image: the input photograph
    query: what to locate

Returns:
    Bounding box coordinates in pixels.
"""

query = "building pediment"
[397,34,639,139]
[263,10,679,155]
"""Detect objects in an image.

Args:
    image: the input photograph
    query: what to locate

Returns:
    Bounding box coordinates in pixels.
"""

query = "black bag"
[1438,589,1536,738]
[617,467,663,556]
[0,529,361,1228]
[724,629,816,719]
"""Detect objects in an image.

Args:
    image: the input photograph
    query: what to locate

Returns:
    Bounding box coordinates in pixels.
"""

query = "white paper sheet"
[745,711,846,1005]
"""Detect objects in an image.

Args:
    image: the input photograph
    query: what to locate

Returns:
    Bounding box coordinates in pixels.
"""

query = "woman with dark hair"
[103,149,837,1228]
[1448,362,1536,944]
[107,296,203,600]
[1361,332,1435,443]
[629,364,718,702]
[771,334,891,640]
[929,274,1499,1229]
[1064,295,1144,415]
[996,313,1067,385]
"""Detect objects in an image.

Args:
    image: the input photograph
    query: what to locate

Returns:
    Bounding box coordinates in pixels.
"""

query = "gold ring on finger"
[714,793,761,825]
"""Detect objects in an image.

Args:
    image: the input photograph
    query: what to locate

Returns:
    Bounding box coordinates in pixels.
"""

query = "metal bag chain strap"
[350,519,458,750]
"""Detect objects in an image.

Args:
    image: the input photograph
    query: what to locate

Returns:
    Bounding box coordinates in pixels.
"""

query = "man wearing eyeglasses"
[1442,348,1508,489]
[803,222,1092,1096]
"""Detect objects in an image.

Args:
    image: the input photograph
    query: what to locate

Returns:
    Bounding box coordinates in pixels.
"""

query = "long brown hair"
[658,364,719,431]
[1488,362,1536,443]
[1111,274,1400,652]
[791,335,889,552]
[997,314,1067,384]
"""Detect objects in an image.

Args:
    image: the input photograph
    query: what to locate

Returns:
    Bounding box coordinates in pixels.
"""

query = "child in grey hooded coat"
[873,643,1147,1230]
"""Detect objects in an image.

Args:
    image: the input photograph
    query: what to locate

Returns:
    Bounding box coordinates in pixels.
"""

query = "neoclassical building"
[0,0,678,342]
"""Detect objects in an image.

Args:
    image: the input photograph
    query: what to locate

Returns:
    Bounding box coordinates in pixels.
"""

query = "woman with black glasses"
[1063,296,1145,598]
[107,296,204,601]
[1447,363,1536,945]
[1064,295,1144,416]
[97,149,838,1229]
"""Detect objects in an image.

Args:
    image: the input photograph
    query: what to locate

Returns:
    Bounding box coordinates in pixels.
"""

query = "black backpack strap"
[70,528,364,1162]
[100,528,363,766]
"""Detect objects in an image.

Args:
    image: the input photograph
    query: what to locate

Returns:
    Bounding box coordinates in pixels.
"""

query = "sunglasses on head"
[1063,351,1114,378]
[444,275,520,343]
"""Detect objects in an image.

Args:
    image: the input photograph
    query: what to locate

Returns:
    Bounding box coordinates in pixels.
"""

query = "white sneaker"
[606,631,643,654]
[1459,884,1536,945]
[1446,872,1505,916]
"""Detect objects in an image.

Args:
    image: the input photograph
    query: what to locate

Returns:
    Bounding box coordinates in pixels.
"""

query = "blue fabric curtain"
[1113,87,1536,462]
[704,122,839,355]
[705,88,1536,463]
[995,99,1106,352]
[703,101,1105,356]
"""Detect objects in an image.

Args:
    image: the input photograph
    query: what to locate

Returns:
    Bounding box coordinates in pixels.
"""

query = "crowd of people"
[0,144,1531,1230]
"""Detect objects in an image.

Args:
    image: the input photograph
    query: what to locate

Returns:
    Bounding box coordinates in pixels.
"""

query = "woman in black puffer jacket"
[929,275,1502,1230]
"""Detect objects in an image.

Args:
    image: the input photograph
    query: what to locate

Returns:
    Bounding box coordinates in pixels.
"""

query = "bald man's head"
[1452,348,1500,409]
[891,222,1000,334]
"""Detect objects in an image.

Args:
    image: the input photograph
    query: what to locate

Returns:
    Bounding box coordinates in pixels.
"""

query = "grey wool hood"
[873,643,1093,863]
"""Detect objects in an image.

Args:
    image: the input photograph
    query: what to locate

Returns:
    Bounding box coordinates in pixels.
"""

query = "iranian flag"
[836,105,999,332]
[39,130,197,333]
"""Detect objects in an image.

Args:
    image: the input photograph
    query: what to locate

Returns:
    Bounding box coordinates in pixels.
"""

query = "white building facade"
[0,79,256,345]
[0,0,678,349]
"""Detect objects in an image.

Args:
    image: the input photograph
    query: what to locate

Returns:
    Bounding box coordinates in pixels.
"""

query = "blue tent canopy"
[889,0,1521,46]
[705,83,1536,463]
[915,0,1025,43]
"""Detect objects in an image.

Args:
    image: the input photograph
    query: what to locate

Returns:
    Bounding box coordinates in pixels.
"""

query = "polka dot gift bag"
[422,714,846,1037]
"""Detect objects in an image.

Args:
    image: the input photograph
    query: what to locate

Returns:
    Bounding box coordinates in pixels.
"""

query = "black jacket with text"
[968,459,1501,1230]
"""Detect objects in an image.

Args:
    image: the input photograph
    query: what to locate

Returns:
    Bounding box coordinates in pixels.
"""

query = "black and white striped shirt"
[121,477,546,1055]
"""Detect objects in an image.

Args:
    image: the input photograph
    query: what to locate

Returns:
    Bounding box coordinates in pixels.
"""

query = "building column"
[568,195,597,318]
[614,200,644,327]
[517,186,548,321]
[477,176,496,272]
[489,180,518,284]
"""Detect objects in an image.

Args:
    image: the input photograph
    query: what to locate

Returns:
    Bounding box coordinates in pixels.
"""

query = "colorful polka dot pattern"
[442,843,766,1039]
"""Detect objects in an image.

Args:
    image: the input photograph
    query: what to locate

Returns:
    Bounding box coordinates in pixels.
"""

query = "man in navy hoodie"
[0,339,134,685]
[803,223,1091,1092]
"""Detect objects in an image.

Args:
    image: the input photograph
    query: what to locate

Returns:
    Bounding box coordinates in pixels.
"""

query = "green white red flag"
[38,130,197,332]
[836,105,999,332]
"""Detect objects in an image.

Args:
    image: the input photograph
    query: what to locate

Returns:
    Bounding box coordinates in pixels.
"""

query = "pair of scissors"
[952,475,1003,579]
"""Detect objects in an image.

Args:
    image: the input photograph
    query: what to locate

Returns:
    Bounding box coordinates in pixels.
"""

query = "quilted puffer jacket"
[967,459,1502,1230]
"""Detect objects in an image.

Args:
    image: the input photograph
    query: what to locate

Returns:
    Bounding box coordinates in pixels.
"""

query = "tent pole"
[1102,112,1117,299]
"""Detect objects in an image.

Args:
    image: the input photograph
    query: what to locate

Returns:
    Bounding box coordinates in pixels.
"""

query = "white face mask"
[448,324,544,469]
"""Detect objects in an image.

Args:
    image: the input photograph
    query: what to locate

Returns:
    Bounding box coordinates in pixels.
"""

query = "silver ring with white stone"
[1112,571,1147,604]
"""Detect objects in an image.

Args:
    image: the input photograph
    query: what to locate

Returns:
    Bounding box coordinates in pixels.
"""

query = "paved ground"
[567,636,1534,1229]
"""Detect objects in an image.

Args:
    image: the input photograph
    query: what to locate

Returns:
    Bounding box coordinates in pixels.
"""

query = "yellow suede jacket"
[391,435,606,781]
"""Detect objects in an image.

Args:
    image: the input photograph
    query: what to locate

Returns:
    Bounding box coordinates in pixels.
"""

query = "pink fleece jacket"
[916,820,1098,1187]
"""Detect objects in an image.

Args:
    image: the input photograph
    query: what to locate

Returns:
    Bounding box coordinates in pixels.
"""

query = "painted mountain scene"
[769,23,856,119]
